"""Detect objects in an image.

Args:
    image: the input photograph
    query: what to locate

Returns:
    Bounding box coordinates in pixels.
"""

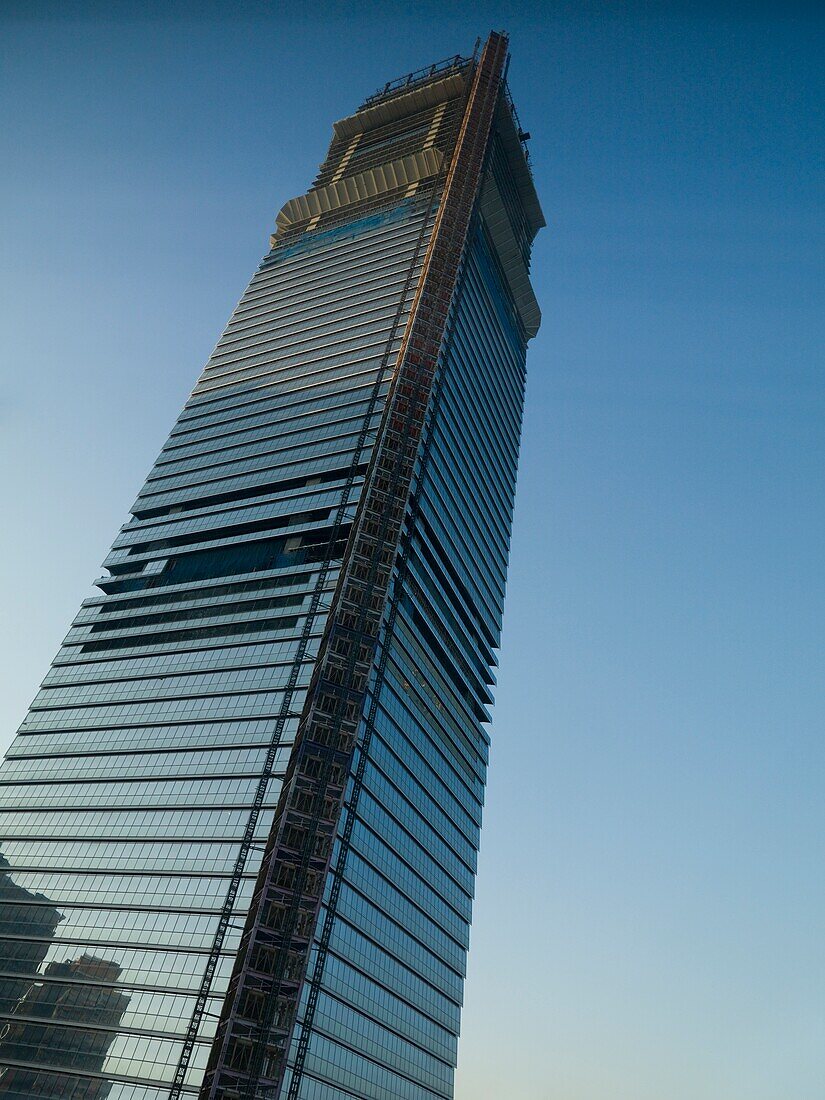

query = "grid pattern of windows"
[283,208,532,1100]
[0,200,429,1097]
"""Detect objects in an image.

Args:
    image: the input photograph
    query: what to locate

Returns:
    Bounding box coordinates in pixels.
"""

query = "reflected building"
[0,955,129,1098]
[0,32,543,1099]
[0,856,62,1016]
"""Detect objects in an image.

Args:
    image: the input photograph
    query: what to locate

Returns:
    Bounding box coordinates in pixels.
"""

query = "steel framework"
[197,30,510,1100]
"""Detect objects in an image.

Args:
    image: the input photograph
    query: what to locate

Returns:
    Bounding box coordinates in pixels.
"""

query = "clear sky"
[1,3,823,1097]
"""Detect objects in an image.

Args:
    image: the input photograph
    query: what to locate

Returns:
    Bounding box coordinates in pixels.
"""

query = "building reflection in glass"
[0,856,129,1098]
[0,855,63,1015]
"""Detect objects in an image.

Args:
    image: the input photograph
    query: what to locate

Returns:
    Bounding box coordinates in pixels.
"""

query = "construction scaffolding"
[195,30,511,1100]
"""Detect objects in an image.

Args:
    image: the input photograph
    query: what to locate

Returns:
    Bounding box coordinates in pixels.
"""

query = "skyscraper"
[0,30,543,1100]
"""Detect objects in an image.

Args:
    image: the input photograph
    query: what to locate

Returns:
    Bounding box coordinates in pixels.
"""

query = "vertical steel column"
[200,30,509,1100]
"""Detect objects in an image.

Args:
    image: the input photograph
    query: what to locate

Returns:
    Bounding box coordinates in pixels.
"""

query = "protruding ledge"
[272,147,444,242]
[332,71,467,141]
[494,97,545,242]
[479,171,542,339]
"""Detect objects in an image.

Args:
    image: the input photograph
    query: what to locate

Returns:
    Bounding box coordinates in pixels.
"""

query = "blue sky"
[1,3,823,1097]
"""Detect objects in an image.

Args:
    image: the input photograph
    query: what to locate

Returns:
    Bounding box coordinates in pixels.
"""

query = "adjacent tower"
[0,32,543,1100]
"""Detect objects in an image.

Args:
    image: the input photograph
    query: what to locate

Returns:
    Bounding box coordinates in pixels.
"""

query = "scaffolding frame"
[197,30,510,1100]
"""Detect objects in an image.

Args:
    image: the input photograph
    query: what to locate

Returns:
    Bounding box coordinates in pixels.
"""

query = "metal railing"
[361,53,469,108]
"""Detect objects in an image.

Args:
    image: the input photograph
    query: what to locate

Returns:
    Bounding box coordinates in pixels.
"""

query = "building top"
[271,38,545,338]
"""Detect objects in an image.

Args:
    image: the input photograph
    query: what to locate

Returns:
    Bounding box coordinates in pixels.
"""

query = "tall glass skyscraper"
[0,32,543,1100]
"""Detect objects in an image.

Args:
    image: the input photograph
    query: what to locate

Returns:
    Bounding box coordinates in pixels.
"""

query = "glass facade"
[0,33,543,1100]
